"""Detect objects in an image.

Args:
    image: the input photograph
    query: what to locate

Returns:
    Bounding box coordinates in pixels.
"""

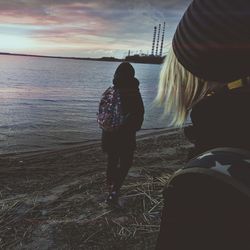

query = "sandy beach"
[0,128,192,250]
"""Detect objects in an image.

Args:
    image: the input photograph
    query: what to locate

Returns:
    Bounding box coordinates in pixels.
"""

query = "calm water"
[0,55,170,154]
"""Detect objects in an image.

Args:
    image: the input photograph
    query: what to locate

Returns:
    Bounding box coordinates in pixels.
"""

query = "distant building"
[125,22,166,64]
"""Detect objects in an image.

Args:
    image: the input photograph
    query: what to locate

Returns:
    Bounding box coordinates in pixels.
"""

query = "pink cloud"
[0,0,191,57]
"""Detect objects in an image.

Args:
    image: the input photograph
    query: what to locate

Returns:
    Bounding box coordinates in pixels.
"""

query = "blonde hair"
[155,47,219,127]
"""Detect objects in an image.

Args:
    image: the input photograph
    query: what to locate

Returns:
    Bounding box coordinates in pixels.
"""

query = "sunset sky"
[0,0,191,58]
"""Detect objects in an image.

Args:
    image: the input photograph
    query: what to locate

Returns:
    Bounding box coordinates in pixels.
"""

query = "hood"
[113,62,140,89]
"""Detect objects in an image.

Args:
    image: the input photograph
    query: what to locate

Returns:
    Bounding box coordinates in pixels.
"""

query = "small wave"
[59,99,83,103]
[19,102,33,106]
[60,138,100,145]
[40,99,58,103]
[0,123,35,130]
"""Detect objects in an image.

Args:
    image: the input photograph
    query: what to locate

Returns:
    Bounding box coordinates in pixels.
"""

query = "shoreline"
[0,52,164,65]
[0,52,123,62]
[0,127,180,158]
[0,129,192,249]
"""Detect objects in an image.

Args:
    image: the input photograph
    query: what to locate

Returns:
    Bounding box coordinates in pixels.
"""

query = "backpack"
[97,86,125,131]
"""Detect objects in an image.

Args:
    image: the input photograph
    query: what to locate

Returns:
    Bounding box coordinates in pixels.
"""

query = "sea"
[0,55,172,155]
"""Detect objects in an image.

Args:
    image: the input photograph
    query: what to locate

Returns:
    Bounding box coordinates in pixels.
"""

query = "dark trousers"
[106,150,134,191]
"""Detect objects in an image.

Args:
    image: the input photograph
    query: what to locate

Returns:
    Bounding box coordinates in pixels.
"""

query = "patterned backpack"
[97,86,125,131]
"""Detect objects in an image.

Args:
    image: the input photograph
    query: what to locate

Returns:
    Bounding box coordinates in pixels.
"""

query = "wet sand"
[0,128,192,249]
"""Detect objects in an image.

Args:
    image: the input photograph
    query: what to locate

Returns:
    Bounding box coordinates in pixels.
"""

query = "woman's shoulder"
[191,91,231,122]
[191,88,250,122]
[192,94,219,113]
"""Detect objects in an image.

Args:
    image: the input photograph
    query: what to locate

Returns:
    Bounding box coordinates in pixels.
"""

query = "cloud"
[0,0,192,57]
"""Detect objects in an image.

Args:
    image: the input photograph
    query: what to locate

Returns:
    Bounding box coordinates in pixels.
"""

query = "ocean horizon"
[0,54,171,154]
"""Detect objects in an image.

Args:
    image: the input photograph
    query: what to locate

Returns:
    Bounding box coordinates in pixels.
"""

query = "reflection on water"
[0,55,169,154]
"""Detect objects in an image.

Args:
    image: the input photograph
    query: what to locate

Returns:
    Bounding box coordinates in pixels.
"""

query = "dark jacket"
[101,63,144,153]
[184,85,250,158]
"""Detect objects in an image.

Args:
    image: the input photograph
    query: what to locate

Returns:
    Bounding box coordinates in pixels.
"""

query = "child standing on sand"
[98,62,144,205]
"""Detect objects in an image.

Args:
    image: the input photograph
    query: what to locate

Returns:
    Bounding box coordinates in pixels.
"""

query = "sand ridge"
[0,129,192,249]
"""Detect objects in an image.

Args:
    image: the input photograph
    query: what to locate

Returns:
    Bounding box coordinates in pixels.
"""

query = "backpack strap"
[166,147,250,198]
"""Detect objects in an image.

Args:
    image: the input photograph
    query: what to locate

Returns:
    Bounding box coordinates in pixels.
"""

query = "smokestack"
[155,23,161,56]
[160,22,166,57]
[151,26,157,56]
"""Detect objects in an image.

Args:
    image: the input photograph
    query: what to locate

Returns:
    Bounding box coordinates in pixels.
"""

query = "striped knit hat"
[172,0,250,82]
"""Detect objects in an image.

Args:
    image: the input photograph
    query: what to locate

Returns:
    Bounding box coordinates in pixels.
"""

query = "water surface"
[0,55,170,154]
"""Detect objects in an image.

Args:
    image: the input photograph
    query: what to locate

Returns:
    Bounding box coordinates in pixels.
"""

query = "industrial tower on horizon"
[151,22,166,57]
[125,22,166,64]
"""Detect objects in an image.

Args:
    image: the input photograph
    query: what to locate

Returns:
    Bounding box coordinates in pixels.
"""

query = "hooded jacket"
[101,62,144,152]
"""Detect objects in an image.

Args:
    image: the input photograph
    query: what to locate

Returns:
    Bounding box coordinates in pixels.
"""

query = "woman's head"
[156,48,217,127]
[156,0,250,127]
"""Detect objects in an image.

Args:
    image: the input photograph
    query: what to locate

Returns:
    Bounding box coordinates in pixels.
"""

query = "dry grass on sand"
[0,128,191,250]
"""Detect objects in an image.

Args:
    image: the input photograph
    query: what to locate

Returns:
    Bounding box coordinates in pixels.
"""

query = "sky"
[0,0,191,58]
